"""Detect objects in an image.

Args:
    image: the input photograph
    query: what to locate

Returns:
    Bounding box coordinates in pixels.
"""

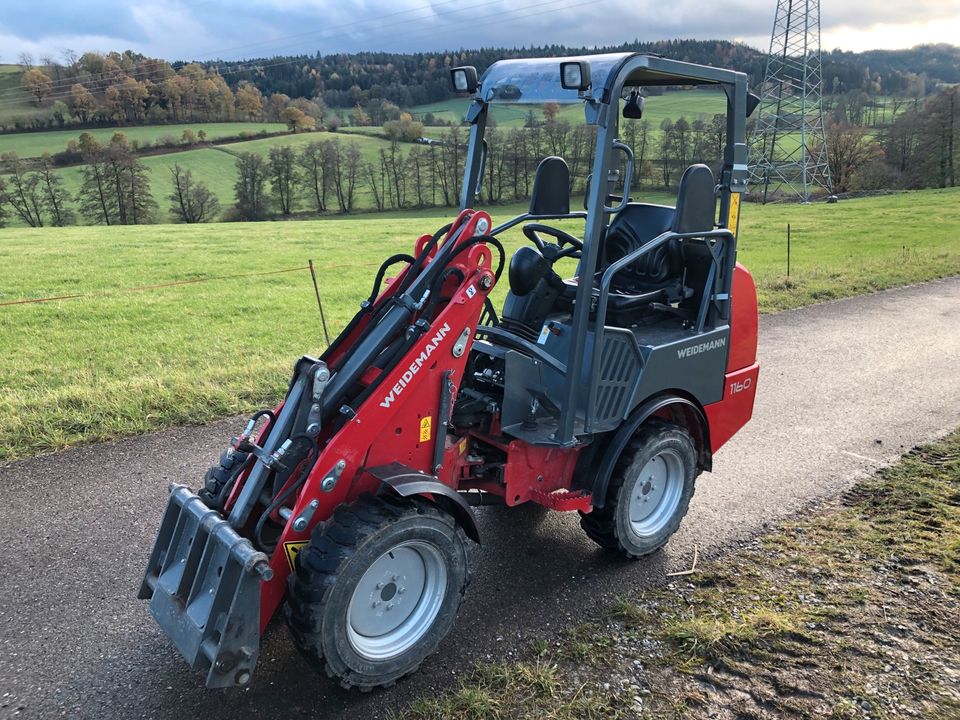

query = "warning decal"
[419,416,432,443]
[283,541,308,572]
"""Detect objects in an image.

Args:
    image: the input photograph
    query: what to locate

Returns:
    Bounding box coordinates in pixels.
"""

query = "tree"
[36,154,74,226]
[70,84,97,123]
[233,152,268,220]
[235,81,264,120]
[543,102,561,124]
[0,153,44,227]
[21,69,52,105]
[383,112,424,142]
[351,103,371,127]
[50,101,70,128]
[77,160,116,225]
[76,135,156,225]
[268,145,298,215]
[281,106,315,132]
[298,141,331,212]
[268,93,291,121]
[168,164,220,223]
[0,178,8,228]
[825,121,883,193]
[181,129,197,145]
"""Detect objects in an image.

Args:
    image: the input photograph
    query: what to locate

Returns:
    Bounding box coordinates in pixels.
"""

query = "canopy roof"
[478,52,743,105]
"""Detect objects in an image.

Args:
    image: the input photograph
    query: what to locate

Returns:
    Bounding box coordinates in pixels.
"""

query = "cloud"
[1,0,958,63]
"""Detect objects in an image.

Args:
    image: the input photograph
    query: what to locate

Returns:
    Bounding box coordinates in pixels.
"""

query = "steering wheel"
[522,223,584,261]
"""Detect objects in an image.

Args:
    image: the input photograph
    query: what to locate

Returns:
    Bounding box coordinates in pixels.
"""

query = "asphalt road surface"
[2,277,959,720]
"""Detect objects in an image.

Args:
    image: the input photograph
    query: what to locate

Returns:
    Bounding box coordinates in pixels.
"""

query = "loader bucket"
[139,484,273,688]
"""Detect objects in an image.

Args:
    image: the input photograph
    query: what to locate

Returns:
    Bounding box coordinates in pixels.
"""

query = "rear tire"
[285,494,469,690]
[580,420,697,559]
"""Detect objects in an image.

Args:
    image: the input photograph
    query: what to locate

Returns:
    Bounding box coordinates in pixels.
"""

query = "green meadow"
[0,187,958,461]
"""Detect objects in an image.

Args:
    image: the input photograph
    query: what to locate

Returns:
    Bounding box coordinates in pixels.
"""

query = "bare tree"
[0,153,44,227]
[169,164,220,223]
[36,154,74,226]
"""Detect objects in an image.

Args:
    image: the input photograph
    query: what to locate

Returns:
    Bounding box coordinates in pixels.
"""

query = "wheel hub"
[346,541,447,660]
[627,449,683,537]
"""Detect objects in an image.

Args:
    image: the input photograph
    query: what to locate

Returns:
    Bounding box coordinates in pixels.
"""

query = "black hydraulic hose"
[365,253,416,307]
[254,435,317,552]
[322,225,450,367]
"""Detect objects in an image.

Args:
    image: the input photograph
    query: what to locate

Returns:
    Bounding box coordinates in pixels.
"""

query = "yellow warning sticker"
[419,416,432,443]
[727,192,741,233]
[458,437,468,455]
[283,541,307,572]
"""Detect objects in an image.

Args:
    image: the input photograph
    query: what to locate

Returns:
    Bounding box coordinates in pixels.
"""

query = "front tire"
[285,494,469,690]
[580,421,698,559]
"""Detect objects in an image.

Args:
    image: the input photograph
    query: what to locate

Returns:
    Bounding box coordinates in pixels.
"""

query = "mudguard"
[589,395,711,509]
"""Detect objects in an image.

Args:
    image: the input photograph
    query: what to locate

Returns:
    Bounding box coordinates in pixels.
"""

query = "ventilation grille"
[592,331,641,427]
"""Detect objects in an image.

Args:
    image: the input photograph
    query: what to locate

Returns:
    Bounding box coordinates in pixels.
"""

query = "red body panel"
[726,263,759,373]
[704,262,760,453]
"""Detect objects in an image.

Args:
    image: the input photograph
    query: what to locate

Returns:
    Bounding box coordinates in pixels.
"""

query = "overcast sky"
[2,0,959,64]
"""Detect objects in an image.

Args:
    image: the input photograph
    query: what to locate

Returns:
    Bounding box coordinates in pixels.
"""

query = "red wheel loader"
[139,52,761,690]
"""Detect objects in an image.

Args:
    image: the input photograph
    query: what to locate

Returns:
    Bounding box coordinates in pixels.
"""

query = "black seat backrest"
[672,164,715,234]
[674,165,719,316]
[603,204,676,285]
[600,164,717,291]
[529,157,570,216]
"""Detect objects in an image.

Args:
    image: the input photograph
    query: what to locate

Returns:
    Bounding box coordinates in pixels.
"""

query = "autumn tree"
[235,81,264,120]
[542,102,561,124]
[21,68,52,105]
[383,112,424,142]
[268,145,298,215]
[351,103,371,127]
[168,164,220,223]
[233,152,268,220]
[281,106,315,132]
[268,93,291,121]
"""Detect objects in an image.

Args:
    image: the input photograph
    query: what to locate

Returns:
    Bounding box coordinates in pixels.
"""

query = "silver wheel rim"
[627,448,684,537]
[346,540,447,660]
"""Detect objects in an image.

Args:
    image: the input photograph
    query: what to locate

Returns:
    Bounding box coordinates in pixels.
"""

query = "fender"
[590,395,711,509]
[370,463,481,544]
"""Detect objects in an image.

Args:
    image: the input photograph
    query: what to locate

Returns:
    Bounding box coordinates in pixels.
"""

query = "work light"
[560,61,591,91]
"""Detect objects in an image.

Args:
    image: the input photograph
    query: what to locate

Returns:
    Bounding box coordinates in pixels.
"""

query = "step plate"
[139,484,272,688]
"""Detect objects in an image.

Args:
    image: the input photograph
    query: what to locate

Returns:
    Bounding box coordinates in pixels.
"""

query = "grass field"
[0,122,288,159]
[0,188,958,461]
[34,130,399,222]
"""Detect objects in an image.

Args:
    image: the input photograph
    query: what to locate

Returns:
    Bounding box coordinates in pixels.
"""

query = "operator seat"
[499,157,571,340]
[556,164,716,323]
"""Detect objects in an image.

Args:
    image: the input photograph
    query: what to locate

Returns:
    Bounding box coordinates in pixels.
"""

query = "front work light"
[560,61,591,91]
[450,66,479,94]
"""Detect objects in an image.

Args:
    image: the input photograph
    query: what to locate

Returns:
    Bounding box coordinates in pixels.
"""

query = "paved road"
[2,277,959,720]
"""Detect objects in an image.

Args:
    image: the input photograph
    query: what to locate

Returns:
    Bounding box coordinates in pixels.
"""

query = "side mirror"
[450,66,479,94]
[623,91,644,119]
[746,92,761,118]
[560,61,591,92]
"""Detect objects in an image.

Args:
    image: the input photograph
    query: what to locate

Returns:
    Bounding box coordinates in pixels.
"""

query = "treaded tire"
[198,448,250,507]
[580,420,697,559]
[284,493,469,690]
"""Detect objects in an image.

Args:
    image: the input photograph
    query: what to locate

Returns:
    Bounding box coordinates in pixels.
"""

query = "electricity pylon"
[749,0,833,203]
